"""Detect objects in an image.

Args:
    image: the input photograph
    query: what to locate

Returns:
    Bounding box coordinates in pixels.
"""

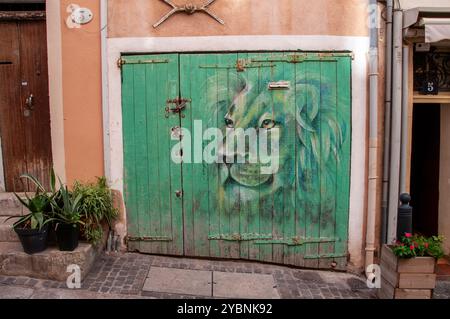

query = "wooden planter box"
[378,245,437,299]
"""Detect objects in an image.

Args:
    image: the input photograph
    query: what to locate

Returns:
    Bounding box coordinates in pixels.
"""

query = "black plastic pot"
[56,223,79,251]
[14,224,49,255]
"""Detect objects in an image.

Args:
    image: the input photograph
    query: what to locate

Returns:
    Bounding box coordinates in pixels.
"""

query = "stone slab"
[0,217,19,242]
[30,288,153,299]
[0,242,97,282]
[0,285,34,299]
[213,272,280,299]
[143,267,212,297]
[0,193,24,217]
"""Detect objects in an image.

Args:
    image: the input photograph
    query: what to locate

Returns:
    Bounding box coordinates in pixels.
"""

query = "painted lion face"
[202,71,347,203]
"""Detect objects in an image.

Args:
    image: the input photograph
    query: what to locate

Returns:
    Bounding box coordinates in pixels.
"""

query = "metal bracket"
[126,236,172,242]
[199,60,275,72]
[153,0,225,28]
[304,253,348,260]
[165,97,191,118]
[117,57,170,69]
[208,233,273,241]
[254,237,339,246]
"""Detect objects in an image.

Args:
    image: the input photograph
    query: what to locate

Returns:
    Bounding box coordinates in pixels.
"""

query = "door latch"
[25,94,34,110]
[165,98,190,118]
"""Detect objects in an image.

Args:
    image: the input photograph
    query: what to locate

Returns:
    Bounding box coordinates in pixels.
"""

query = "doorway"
[121,52,352,269]
[410,103,440,237]
[0,7,53,192]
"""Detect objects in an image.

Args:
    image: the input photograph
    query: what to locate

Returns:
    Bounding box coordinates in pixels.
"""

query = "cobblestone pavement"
[0,252,449,299]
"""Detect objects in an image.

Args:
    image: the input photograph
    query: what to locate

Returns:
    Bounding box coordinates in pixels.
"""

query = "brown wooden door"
[0,20,52,192]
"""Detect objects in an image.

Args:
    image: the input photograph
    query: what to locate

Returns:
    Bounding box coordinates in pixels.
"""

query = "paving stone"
[143,267,212,297]
[0,285,34,299]
[213,272,280,299]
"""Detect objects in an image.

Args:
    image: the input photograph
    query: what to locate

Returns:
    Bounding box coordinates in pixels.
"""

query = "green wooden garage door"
[121,52,352,270]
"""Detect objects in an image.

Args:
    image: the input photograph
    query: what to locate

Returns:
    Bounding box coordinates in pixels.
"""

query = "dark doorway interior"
[410,103,440,236]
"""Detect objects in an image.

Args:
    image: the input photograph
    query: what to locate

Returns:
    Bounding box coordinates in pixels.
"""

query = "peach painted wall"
[60,0,104,184]
[108,0,369,38]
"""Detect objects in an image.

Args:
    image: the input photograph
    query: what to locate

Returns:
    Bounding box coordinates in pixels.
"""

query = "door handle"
[25,94,34,110]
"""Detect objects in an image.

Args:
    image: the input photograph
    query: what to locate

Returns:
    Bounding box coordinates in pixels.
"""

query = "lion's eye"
[225,118,234,128]
[261,119,275,129]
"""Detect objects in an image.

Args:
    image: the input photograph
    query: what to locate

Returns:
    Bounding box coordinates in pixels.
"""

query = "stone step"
[0,242,99,282]
[0,217,19,242]
[0,193,24,217]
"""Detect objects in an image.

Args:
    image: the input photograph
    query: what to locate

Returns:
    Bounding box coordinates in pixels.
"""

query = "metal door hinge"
[254,236,339,246]
[117,57,170,69]
[208,233,273,241]
[126,236,172,243]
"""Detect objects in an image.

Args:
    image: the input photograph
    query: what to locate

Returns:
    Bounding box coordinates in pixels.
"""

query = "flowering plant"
[392,233,445,259]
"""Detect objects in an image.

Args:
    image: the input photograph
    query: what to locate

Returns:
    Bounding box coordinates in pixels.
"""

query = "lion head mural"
[200,68,348,205]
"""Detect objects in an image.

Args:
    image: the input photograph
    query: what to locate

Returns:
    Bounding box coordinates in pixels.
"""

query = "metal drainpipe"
[381,0,393,244]
[400,45,409,194]
[365,0,379,274]
[387,6,403,244]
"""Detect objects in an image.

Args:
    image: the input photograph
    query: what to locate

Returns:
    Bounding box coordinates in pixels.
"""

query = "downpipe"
[365,0,379,275]
[381,0,393,244]
[387,7,404,244]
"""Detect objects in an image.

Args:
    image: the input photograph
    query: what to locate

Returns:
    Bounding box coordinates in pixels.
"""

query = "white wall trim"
[106,35,370,269]
[46,0,67,183]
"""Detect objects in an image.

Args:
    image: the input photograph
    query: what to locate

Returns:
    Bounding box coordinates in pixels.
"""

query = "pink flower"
[405,233,412,238]
[410,245,415,251]
[425,243,429,249]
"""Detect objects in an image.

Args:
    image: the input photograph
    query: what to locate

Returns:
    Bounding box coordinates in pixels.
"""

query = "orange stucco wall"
[60,0,104,184]
[108,0,369,38]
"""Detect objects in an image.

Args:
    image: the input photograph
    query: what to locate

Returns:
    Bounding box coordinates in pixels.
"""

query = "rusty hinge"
[304,253,348,259]
[199,59,275,72]
[126,236,172,243]
[254,236,339,246]
[117,57,170,69]
[208,233,273,241]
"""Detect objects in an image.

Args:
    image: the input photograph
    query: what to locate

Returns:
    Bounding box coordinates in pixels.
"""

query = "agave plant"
[6,172,57,230]
[53,180,84,227]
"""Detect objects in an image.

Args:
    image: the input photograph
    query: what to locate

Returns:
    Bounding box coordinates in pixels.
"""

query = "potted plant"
[52,183,84,251]
[5,174,55,254]
[72,177,118,246]
[378,233,445,299]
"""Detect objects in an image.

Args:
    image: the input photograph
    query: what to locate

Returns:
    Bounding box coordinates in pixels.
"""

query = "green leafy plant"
[52,181,84,227]
[5,173,56,230]
[72,177,118,245]
[392,233,445,259]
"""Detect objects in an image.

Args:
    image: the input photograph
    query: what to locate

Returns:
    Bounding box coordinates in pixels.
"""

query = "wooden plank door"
[121,54,184,256]
[0,20,52,192]
[122,52,351,269]
[179,52,352,269]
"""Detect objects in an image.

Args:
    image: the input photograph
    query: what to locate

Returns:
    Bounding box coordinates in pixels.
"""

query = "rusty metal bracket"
[126,236,172,242]
[117,57,170,69]
[153,0,225,28]
[304,253,348,259]
[208,233,273,241]
[199,60,275,72]
[165,97,191,118]
[254,237,339,246]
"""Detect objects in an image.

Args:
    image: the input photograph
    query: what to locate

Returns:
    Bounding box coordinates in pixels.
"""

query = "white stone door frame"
[105,35,370,269]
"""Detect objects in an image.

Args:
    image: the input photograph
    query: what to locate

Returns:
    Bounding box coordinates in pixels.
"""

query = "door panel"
[122,52,351,269]
[122,54,183,255]
[0,20,52,192]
